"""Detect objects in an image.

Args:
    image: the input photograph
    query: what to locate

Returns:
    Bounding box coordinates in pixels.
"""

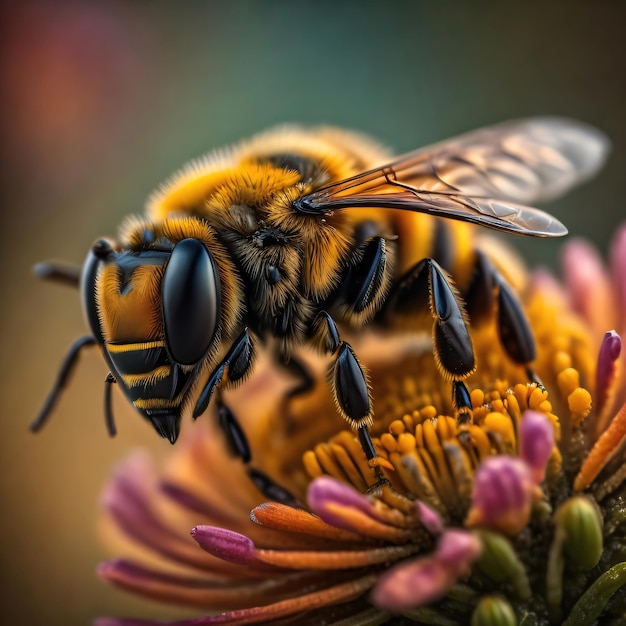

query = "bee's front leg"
[193,329,300,505]
[216,400,300,507]
[193,327,255,418]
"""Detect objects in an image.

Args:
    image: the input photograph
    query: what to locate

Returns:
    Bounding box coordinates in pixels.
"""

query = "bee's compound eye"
[162,238,220,365]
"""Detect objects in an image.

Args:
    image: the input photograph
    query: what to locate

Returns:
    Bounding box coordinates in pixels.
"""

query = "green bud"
[555,496,603,570]
[471,595,518,626]
[474,531,531,600]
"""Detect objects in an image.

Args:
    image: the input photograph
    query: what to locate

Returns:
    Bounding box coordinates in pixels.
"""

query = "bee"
[33,118,607,492]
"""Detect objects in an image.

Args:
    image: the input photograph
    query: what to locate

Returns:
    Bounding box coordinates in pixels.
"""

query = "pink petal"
[191,526,260,566]
[562,238,614,332]
[529,268,569,306]
[371,555,449,612]
[371,530,480,612]
[307,476,375,518]
[467,456,533,534]
[102,457,221,572]
[595,330,622,422]
[519,411,555,483]
[609,223,626,317]
[436,530,481,569]
[415,500,444,535]
[307,476,379,531]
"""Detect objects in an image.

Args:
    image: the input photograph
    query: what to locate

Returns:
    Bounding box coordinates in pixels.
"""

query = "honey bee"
[33,118,607,492]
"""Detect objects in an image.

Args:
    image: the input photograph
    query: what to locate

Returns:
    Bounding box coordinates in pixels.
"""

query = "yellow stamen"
[529,386,550,411]
[483,412,516,450]
[557,368,581,397]
[303,450,324,479]
[370,456,396,472]
[468,425,492,459]
[553,350,572,372]
[567,388,592,426]
[470,388,485,408]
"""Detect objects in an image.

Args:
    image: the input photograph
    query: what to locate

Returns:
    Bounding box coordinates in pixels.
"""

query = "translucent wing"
[295,117,609,237]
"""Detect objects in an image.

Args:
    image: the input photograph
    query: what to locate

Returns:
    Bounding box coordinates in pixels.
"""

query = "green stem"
[563,562,626,625]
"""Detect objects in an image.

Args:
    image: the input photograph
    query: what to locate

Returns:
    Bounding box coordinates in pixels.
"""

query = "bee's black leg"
[386,258,476,419]
[312,314,371,428]
[465,251,539,383]
[31,335,98,432]
[193,364,226,419]
[311,311,389,489]
[193,328,255,419]
[192,330,298,504]
[276,352,315,399]
[247,467,301,507]
[387,258,476,379]
[104,373,117,437]
[331,236,392,323]
[332,341,372,428]
[217,401,250,463]
[342,236,389,316]
[33,262,81,288]
[217,399,300,507]
[431,218,455,274]
[453,380,473,424]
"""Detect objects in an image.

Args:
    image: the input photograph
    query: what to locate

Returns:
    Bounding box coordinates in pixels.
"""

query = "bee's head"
[80,233,224,443]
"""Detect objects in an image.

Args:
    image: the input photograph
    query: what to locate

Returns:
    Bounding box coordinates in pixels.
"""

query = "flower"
[96,227,626,626]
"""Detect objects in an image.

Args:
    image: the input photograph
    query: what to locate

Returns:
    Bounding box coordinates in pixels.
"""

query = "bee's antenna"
[33,262,81,288]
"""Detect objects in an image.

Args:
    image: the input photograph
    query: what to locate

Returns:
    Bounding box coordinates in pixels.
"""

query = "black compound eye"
[162,238,220,365]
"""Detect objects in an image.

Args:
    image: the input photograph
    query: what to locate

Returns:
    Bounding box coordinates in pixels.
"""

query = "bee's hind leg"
[385,257,476,420]
[311,233,395,491]
[464,251,541,385]
[192,327,255,419]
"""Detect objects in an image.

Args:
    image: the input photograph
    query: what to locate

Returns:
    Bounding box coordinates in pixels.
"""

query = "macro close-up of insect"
[32,117,608,493]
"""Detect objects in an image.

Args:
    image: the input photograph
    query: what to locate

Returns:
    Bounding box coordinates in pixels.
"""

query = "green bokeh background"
[1,2,624,624]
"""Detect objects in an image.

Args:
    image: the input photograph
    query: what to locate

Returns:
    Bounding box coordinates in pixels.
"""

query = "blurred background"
[1,1,625,624]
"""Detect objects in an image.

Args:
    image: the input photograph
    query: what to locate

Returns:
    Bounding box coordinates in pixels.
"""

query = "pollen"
[483,412,516,448]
